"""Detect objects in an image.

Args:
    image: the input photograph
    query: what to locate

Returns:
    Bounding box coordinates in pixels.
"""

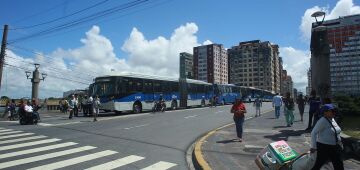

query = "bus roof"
[96,72,210,85]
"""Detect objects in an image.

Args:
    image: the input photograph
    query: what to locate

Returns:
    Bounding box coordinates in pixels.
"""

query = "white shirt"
[24,105,33,112]
[272,95,283,107]
[311,117,341,149]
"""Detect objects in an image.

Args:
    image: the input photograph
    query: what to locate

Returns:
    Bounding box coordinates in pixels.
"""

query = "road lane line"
[0,133,34,140]
[0,146,96,169]
[85,155,145,170]
[0,138,61,151]
[184,115,198,119]
[141,161,177,170]
[0,130,23,136]
[124,124,149,130]
[0,135,47,145]
[28,150,118,170]
[0,142,78,159]
[0,129,13,132]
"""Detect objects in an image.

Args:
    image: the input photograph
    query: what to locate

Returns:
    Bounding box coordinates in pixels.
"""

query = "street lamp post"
[310,11,331,99]
[26,64,47,100]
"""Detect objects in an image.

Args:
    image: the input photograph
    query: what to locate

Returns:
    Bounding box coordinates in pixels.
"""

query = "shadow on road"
[264,129,306,141]
[216,139,240,144]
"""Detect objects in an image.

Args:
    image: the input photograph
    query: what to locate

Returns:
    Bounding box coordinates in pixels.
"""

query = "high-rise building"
[307,69,312,96]
[279,57,283,94]
[228,40,278,92]
[179,52,194,79]
[193,44,228,84]
[311,14,360,96]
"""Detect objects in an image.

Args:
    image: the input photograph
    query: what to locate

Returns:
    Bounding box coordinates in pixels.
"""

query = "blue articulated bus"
[88,73,217,113]
[89,73,273,113]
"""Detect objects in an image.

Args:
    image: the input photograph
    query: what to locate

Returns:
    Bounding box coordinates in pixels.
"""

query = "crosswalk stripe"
[0,135,47,145]
[141,161,177,170]
[0,129,13,132]
[0,146,96,169]
[0,142,78,159]
[0,138,61,151]
[85,155,145,170]
[28,150,118,170]
[0,130,23,135]
[0,133,34,140]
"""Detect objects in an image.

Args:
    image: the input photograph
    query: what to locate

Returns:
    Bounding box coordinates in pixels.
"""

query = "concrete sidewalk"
[196,107,360,170]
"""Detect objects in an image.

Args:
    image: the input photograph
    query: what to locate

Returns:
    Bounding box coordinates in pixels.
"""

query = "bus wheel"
[133,103,142,114]
[171,101,177,110]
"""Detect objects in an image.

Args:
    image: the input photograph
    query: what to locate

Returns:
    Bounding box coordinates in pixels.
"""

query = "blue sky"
[1,0,360,98]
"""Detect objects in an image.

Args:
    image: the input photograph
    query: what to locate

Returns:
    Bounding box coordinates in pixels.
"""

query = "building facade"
[228,40,278,92]
[311,14,360,96]
[179,52,194,79]
[193,44,228,84]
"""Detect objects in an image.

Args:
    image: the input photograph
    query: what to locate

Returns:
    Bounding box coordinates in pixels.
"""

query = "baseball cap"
[322,104,334,112]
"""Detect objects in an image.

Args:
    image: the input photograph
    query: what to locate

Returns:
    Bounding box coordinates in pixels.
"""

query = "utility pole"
[0,25,9,92]
[26,64,47,100]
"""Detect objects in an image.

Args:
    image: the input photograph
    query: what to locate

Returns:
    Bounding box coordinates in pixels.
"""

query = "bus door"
[143,79,154,104]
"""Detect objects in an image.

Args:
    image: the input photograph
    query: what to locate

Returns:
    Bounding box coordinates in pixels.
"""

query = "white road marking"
[0,138,61,151]
[0,142,78,159]
[0,130,23,135]
[124,124,149,130]
[28,150,118,170]
[184,115,198,119]
[0,135,47,145]
[0,146,96,169]
[85,155,145,170]
[0,129,13,132]
[0,133,34,140]
[38,121,82,127]
[141,161,177,170]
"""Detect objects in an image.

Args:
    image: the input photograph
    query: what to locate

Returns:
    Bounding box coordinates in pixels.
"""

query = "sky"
[1,0,360,98]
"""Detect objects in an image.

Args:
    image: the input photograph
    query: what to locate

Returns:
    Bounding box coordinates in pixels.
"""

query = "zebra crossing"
[0,127,177,170]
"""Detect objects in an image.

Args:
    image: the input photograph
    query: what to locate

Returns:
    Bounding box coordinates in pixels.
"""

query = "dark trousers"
[82,104,88,116]
[69,109,73,119]
[311,142,344,170]
[307,111,315,129]
[74,106,78,117]
[233,116,244,138]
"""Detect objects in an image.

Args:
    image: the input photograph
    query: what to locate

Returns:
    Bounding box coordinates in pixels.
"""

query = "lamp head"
[25,71,31,79]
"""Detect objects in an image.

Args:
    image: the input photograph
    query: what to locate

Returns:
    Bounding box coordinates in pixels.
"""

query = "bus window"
[171,82,179,92]
[153,81,161,92]
[161,81,171,93]
[144,80,153,93]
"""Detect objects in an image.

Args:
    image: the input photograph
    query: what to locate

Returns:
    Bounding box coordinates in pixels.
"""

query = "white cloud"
[300,0,360,41]
[202,40,213,45]
[1,23,207,98]
[280,47,310,93]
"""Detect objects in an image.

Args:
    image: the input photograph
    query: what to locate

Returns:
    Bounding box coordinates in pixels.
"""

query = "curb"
[192,108,274,170]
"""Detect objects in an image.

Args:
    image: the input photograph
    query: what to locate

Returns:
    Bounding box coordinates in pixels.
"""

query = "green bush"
[333,95,360,116]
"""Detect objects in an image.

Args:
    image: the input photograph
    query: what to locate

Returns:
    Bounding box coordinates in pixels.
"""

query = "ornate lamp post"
[26,63,47,100]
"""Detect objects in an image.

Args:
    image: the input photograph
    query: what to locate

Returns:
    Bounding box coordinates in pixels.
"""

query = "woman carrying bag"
[310,104,344,170]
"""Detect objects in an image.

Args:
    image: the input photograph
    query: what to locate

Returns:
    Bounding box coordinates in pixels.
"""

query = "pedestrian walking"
[9,99,16,120]
[296,94,306,121]
[272,93,283,118]
[87,96,94,116]
[306,90,321,131]
[73,94,79,117]
[68,95,76,119]
[82,96,88,117]
[93,95,100,122]
[283,92,295,127]
[230,98,247,142]
[253,97,262,117]
[310,104,344,170]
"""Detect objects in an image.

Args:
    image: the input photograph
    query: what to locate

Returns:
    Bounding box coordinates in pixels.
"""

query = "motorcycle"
[152,100,166,112]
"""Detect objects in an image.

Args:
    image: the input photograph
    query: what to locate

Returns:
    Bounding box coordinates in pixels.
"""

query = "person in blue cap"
[310,104,343,170]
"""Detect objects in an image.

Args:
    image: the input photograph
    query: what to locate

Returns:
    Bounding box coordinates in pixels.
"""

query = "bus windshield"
[93,82,114,97]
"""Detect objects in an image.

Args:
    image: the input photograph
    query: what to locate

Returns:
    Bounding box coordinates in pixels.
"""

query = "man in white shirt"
[272,93,283,119]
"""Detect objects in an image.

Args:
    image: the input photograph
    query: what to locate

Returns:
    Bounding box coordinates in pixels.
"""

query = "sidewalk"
[196,107,360,170]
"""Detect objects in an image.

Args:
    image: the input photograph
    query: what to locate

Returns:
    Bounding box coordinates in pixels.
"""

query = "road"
[0,103,272,170]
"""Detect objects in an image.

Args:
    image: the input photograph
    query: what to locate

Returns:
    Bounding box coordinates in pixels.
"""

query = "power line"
[8,0,150,44]
[12,0,110,30]
[7,44,102,76]
[4,62,90,85]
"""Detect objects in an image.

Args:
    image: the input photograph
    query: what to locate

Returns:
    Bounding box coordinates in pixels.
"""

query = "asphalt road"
[0,103,272,170]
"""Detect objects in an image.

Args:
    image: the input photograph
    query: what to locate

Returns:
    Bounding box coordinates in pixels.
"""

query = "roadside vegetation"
[333,95,360,139]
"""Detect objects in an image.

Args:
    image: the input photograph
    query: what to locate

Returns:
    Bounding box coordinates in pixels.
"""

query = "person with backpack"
[283,92,295,127]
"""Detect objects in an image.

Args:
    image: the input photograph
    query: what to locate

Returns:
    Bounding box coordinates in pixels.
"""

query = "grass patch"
[341,116,360,139]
